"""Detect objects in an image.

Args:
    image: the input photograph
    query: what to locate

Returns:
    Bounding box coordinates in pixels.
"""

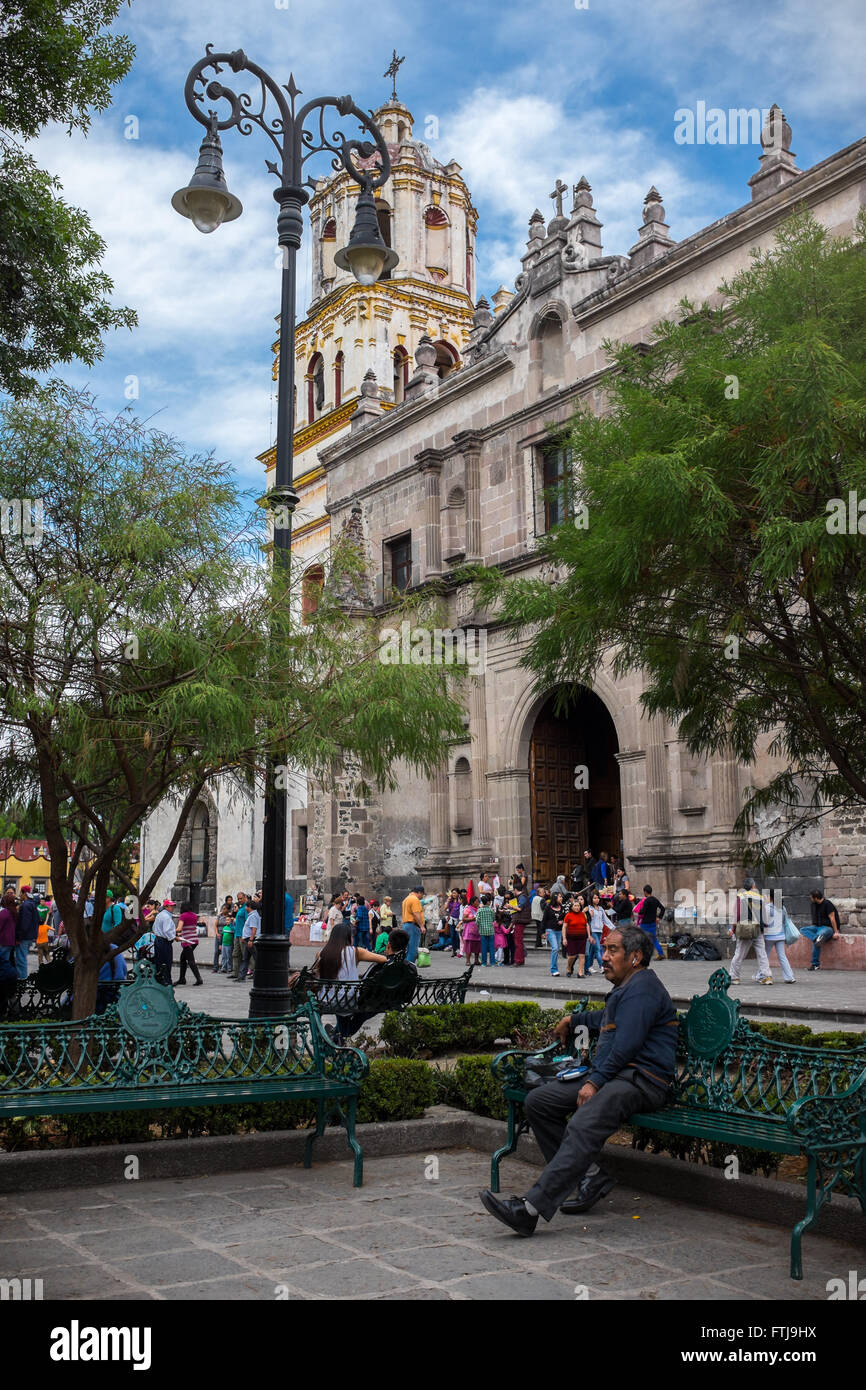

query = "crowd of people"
[303,857,662,977]
[0,858,846,1010]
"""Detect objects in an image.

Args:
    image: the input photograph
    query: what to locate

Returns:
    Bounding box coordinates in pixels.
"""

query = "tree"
[0,1,137,396]
[469,211,866,869]
[0,384,467,1015]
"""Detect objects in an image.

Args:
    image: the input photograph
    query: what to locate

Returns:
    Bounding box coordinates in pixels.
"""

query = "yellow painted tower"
[257,85,478,574]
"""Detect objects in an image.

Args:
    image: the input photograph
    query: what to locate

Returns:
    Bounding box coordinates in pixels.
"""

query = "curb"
[0,1108,474,1193]
[0,1107,861,1252]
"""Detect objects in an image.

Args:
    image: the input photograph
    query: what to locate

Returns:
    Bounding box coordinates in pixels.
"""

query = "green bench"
[289,958,474,1017]
[0,962,369,1186]
[4,947,75,1021]
[490,968,866,1278]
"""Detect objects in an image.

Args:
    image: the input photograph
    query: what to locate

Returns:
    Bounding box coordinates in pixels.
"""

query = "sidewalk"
[1,1149,856,1300]
[185,945,866,1028]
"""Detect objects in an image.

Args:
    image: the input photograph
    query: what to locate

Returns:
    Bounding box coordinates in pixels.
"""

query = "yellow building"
[0,839,55,896]
[0,839,139,898]
[257,90,478,580]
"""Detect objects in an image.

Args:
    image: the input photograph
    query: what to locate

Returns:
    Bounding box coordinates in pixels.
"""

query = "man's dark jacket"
[570,968,679,1092]
[16,897,39,943]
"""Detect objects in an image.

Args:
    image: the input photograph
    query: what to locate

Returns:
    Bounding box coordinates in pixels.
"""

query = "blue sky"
[32,0,866,492]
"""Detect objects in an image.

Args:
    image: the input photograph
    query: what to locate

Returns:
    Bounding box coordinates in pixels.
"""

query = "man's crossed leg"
[480,1067,667,1235]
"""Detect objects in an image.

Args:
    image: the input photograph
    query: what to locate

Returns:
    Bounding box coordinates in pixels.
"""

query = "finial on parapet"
[749,103,798,202]
[350,368,383,429]
[628,185,674,269]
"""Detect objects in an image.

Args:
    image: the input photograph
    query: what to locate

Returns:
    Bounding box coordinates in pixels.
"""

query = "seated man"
[479,925,678,1235]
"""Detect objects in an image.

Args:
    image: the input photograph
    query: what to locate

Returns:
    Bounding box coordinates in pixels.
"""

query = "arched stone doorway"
[529,687,622,886]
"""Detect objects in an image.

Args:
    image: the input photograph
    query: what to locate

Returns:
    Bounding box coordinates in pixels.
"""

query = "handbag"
[782,909,801,944]
[735,921,761,940]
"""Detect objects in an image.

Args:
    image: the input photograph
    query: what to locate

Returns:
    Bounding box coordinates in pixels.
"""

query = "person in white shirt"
[531,887,547,947]
[326,895,344,941]
[152,899,177,986]
[760,898,795,983]
[239,904,261,982]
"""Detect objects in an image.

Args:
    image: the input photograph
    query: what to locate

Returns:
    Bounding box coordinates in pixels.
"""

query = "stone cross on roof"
[384,50,405,100]
[550,178,568,218]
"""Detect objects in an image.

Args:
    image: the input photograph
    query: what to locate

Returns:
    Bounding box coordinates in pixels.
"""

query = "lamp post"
[173,47,397,1018]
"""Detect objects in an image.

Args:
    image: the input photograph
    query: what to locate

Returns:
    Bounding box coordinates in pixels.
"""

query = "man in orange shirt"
[401,884,425,964]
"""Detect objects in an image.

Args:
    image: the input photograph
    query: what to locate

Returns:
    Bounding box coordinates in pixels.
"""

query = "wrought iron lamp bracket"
[183,46,391,198]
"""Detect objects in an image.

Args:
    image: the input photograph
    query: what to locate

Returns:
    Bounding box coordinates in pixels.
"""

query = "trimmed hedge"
[0,1058,435,1152]
[379,1001,543,1057]
[750,1021,865,1049]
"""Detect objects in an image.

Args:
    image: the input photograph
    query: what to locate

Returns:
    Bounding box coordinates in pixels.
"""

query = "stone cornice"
[294,276,475,343]
[416,447,445,472]
[573,136,866,330]
[319,349,514,472]
[287,398,358,456]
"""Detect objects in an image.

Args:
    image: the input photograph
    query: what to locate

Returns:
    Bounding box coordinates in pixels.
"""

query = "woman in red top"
[176,901,203,986]
[563,894,588,978]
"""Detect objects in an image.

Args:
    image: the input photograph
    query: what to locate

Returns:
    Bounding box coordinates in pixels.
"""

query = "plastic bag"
[416,948,431,968]
[782,909,801,944]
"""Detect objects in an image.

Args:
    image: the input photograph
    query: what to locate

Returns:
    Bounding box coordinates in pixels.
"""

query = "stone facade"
[308,109,866,926]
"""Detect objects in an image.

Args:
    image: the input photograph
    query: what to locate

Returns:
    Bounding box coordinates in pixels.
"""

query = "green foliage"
[379,1001,542,1057]
[434,1055,508,1120]
[357,1059,436,1123]
[0,2,137,395]
[0,385,466,1010]
[467,211,866,870]
[631,1128,778,1179]
[751,1021,866,1050]
[0,1058,436,1150]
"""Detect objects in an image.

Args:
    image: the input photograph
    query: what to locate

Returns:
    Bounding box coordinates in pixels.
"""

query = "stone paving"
[0,1150,858,1300]
[180,944,866,1028]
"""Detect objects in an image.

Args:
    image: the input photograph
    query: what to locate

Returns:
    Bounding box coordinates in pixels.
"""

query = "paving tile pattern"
[0,1151,859,1301]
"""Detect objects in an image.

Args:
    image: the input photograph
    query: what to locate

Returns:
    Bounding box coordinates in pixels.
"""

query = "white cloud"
[448,89,719,299]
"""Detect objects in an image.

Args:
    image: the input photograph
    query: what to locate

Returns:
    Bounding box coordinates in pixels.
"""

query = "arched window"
[189,803,210,887]
[539,312,564,390]
[334,351,344,409]
[301,564,325,623]
[454,757,472,835]
[375,201,392,281]
[307,352,325,421]
[424,205,449,278]
[433,340,459,380]
[397,120,407,142]
[392,346,409,404]
[321,216,337,286]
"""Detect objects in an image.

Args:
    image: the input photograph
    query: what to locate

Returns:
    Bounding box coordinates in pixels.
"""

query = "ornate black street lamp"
[173,47,397,1017]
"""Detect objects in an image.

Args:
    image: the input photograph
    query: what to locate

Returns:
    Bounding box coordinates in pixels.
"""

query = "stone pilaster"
[416,448,444,578]
[645,713,671,833]
[428,761,450,853]
[711,753,741,828]
[453,429,484,564]
[469,676,491,849]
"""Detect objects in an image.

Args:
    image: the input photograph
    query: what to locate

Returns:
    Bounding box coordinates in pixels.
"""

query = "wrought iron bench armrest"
[785,1067,866,1149]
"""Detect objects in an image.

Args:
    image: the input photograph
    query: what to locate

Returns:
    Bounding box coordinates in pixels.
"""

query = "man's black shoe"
[559,1169,616,1214]
[479,1189,537,1236]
